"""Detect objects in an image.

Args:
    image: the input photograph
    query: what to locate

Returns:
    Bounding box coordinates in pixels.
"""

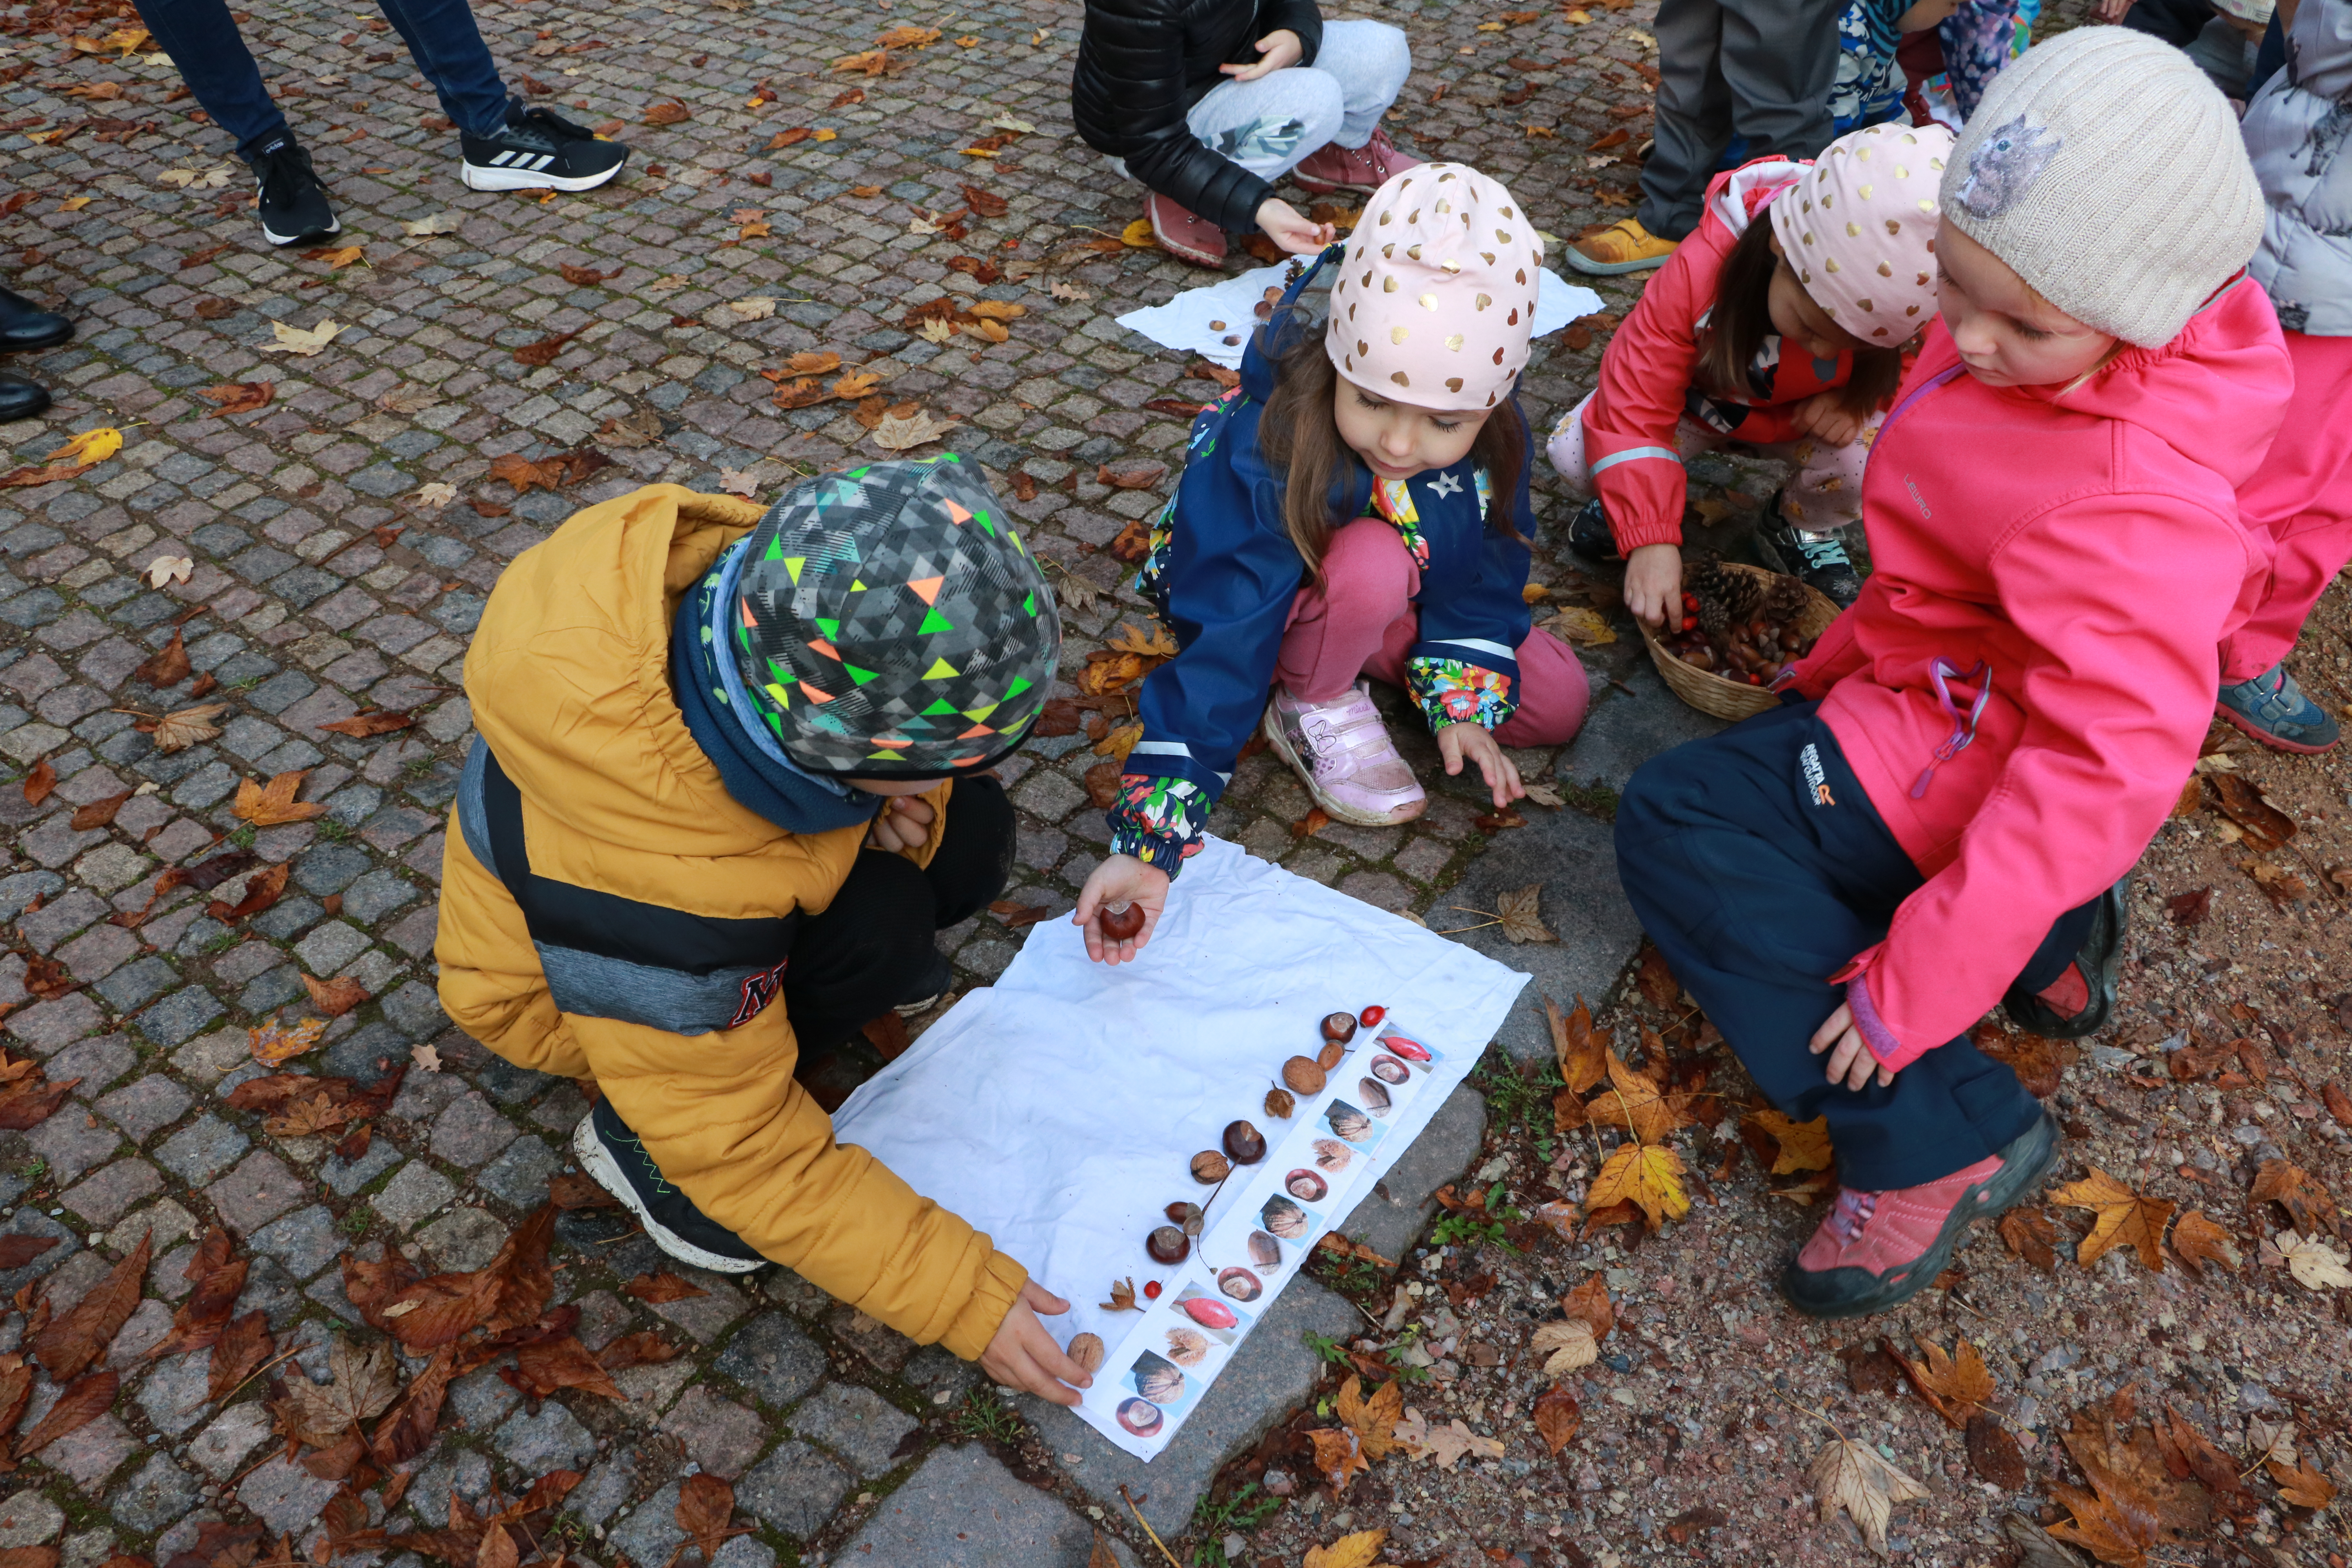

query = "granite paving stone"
[785,1381,921,1478]
[207,1150,308,1234]
[838,1446,1138,1568]
[657,1384,768,1479]
[733,1441,854,1540]
[710,1310,830,1410]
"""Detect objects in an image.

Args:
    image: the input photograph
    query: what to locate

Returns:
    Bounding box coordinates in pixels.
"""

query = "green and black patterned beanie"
[729,454,1060,778]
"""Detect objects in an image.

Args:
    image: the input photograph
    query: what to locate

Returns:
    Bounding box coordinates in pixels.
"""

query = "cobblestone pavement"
[1,0,2257,1564]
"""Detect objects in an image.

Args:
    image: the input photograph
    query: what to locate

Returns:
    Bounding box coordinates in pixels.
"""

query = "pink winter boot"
[1262,680,1426,826]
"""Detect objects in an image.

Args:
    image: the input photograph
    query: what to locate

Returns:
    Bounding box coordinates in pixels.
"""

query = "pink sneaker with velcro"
[1261,679,1427,827]
[1779,1108,2059,1318]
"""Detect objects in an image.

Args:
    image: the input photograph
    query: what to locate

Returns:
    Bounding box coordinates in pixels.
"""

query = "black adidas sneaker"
[573,1099,766,1274]
[248,136,340,248]
[461,101,630,193]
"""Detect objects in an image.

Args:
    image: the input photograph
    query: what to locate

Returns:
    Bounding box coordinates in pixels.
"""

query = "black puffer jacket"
[1073,0,1324,235]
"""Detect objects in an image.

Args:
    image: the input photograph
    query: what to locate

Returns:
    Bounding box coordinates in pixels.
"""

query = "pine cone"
[1761,573,1810,628]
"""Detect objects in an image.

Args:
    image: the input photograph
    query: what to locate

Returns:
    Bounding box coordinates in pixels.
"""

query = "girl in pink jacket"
[1613,29,2292,1318]
[1547,122,1955,612]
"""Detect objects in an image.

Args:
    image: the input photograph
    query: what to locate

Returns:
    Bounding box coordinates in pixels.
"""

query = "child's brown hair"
[1691,215,1906,420]
[1257,309,1528,583]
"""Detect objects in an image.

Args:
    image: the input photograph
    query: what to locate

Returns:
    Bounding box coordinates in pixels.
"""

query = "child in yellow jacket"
[436,457,1091,1402]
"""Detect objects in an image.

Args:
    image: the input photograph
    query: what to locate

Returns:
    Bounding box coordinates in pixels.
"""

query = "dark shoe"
[461,100,629,192]
[1779,1108,2059,1318]
[1565,497,1621,563]
[573,1100,766,1274]
[2003,879,2126,1040]
[0,370,49,424]
[246,136,340,248]
[895,945,954,1017]
[2216,663,2339,753]
[0,286,71,353]
[1754,517,1863,608]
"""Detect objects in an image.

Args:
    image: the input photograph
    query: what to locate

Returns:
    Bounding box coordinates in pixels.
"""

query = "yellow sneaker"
[1566,217,1678,276]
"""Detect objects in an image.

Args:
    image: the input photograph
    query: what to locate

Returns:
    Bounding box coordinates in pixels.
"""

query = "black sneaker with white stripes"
[248,136,340,248]
[573,1099,766,1274]
[461,100,630,193]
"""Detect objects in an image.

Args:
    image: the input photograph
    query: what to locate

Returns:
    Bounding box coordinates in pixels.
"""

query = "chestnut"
[1321,1011,1357,1045]
[1147,1225,1190,1265]
[1281,1055,1326,1094]
[1191,1150,1232,1184]
[1165,1200,1204,1235]
[1100,900,1146,942]
[1223,1119,1267,1164]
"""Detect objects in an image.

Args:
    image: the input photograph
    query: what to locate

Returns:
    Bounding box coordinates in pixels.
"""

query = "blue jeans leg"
[372,0,511,139]
[127,0,292,160]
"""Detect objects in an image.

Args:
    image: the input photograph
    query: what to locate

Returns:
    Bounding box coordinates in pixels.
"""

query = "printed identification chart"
[830,837,1527,1461]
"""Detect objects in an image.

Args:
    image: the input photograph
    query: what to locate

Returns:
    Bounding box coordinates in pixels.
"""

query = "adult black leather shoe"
[0,285,71,353]
[0,370,50,423]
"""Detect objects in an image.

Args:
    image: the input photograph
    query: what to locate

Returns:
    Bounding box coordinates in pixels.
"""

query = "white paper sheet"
[1116,260,1606,368]
[829,837,1528,1461]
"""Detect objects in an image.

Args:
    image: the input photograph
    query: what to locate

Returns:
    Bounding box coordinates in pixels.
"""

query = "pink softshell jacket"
[1786,276,2294,1069]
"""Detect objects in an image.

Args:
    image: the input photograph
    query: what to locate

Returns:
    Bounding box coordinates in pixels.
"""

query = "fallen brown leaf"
[200,380,274,417]
[32,1229,151,1380]
[134,628,192,687]
[234,770,326,826]
[626,1271,708,1304]
[20,757,57,806]
[316,710,416,739]
[2053,1168,2173,1271]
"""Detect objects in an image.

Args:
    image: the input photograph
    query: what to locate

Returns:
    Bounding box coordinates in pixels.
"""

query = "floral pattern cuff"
[1106,773,1210,877]
[1407,656,1515,733]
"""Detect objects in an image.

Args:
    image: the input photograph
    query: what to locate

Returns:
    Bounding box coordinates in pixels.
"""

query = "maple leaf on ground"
[1417,1416,1504,1470]
[2048,1388,2214,1568]
[1301,1529,1388,1568]
[261,318,345,356]
[2053,1168,2174,1272]
[627,1271,709,1304]
[2250,1159,2339,1238]
[265,1092,350,1139]
[134,628,192,687]
[871,408,959,451]
[677,1472,739,1562]
[234,770,326,826]
[272,1337,402,1450]
[2166,1209,2239,1275]
[1545,993,1607,1096]
[1495,882,1555,944]
[149,702,229,753]
[1586,1049,1693,1144]
[1809,1437,1929,1553]
[1307,1426,1368,1491]
[1746,1109,1833,1173]
[1999,1206,2060,1272]
[1886,1335,1995,1428]
[1529,1319,1597,1375]
[200,381,273,417]
[13,1368,118,1456]
[33,1229,152,1381]
[249,1015,327,1066]
[1333,1374,1403,1460]
[2274,1231,2352,1289]
[1587,1141,1689,1230]
[2267,1457,2338,1510]
[2151,1404,2254,1520]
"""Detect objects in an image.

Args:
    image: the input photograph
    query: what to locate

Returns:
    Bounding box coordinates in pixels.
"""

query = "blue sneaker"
[2217,664,2339,754]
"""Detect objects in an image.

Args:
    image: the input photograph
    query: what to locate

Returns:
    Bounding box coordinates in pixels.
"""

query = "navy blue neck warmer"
[670,555,880,838]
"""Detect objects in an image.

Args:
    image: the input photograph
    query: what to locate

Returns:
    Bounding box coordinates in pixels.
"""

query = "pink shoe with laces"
[1291,128,1424,196]
[1261,680,1427,827]
[1779,1109,2059,1318]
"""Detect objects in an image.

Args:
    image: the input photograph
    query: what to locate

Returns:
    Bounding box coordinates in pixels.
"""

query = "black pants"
[1613,701,2084,1189]
[781,775,1014,1055]
[1637,0,1842,240]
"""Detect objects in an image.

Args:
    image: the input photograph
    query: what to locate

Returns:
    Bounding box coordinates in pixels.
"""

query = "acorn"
[1223,1120,1266,1164]
[1067,1332,1106,1374]
[1191,1150,1232,1184]
[1316,1040,1346,1071]
[1247,1230,1283,1269]
[1281,1056,1327,1094]
[1100,900,1146,942]
[1264,1087,1297,1120]
[1321,1012,1358,1045]
[1147,1225,1191,1265]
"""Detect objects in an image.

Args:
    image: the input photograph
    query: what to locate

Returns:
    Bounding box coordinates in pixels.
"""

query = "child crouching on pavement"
[1548,121,1956,614]
[1069,165,1590,962]
[1612,31,2292,1317]
[435,459,1096,1403]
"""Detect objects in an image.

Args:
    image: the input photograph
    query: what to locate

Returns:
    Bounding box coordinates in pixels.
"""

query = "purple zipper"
[1910,657,1992,799]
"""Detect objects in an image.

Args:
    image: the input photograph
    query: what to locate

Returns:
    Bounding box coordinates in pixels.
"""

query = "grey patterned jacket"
[2245,0,2352,335]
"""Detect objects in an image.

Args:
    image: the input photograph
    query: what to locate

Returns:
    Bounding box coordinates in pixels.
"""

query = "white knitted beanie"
[1938,28,2263,348]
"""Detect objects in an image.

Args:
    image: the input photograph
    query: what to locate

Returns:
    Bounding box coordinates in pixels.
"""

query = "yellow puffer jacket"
[436,484,1026,1361]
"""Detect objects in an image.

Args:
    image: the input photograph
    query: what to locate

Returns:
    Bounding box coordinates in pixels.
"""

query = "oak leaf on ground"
[2053,1168,2173,1272]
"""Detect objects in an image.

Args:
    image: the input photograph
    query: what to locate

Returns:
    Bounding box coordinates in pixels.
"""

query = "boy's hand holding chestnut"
[1074,852,1171,964]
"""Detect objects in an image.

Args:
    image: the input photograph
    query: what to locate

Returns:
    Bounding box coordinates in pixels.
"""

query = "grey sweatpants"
[1636,0,1842,240]
[1112,20,1413,189]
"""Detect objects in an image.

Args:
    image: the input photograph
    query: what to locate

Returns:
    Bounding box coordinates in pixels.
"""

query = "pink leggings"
[1274,518,1592,744]
[2221,331,2352,683]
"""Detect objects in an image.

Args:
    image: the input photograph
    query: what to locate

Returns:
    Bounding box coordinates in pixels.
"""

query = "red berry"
[1143,1280,1162,1299]
[1682,615,1697,632]
[1360,1005,1387,1028]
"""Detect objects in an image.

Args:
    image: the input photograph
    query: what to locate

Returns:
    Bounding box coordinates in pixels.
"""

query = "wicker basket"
[1638,562,1842,721]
